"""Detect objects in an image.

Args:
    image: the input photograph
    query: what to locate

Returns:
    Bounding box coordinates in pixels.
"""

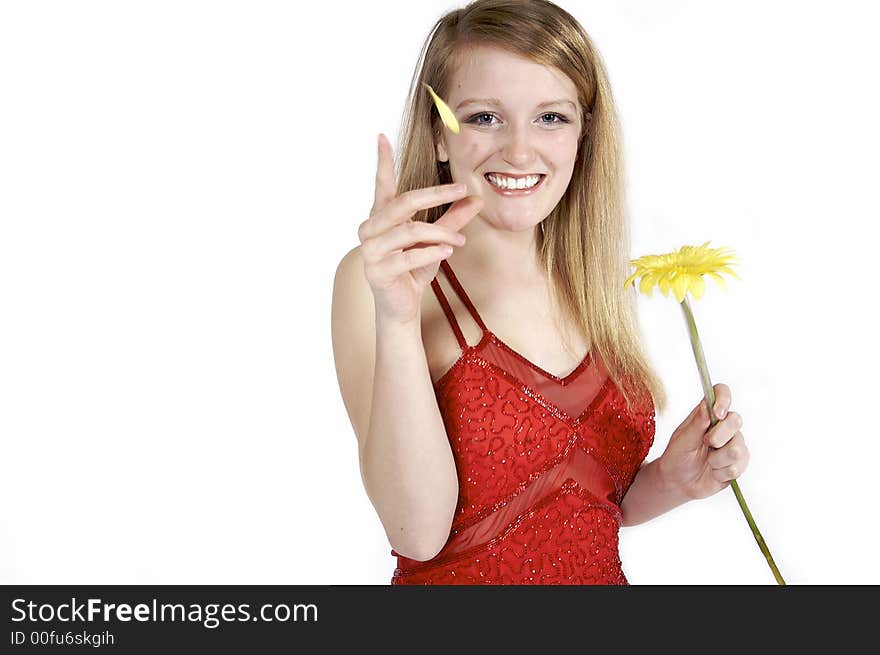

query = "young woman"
[331,0,749,584]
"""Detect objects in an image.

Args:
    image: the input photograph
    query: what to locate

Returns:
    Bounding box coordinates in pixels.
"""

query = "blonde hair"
[395,0,667,416]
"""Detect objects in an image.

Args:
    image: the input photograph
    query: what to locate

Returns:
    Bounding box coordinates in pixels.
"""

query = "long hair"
[395,0,667,416]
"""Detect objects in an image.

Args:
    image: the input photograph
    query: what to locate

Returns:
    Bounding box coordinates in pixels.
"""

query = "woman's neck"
[451,222,545,286]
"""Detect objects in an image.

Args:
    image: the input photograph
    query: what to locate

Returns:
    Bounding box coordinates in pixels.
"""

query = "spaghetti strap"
[438,260,489,332]
[429,276,468,351]
[429,259,489,353]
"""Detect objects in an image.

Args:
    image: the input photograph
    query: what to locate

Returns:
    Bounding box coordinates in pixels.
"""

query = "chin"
[483,212,546,232]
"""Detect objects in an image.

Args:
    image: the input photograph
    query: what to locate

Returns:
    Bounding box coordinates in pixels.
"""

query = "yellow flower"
[423,83,460,134]
[625,238,784,584]
[624,241,740,303]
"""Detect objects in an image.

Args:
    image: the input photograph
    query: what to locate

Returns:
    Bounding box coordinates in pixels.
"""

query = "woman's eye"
[469,112,497,126]
[466,112,569,127]
[541,112,568,124]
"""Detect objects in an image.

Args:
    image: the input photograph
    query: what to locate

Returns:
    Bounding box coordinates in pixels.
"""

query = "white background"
[1,0,877,584]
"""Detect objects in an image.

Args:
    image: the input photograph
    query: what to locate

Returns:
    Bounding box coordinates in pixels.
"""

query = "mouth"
[483,173,547,196]
[483,172,547,196]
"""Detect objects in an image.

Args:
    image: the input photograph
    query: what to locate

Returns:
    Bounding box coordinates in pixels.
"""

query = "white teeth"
[486,174,541,190]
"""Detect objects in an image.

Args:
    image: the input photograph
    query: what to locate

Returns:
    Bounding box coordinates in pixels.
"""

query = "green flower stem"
[680,295,786,585]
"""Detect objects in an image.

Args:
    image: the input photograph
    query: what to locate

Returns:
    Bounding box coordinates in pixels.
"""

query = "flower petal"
[690,274,706,300]
[658,274,672,297]
[718,265,742,280]
[672,273,689,303]
[423,83,460,134]
[707,271,727,292]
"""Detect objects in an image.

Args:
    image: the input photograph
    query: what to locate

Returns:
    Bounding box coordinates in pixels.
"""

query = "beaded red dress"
[390,259,656,585]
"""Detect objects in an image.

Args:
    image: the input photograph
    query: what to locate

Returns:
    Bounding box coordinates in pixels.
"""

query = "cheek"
[452,131,579,164]
[453,138,486,160]
[547,132,579,156]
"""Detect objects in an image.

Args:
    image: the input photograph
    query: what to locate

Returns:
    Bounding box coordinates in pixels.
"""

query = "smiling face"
[435,44,584,233]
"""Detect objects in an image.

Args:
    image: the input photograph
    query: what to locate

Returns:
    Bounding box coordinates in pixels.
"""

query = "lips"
[483,173,546,195]
[485,172,545,178]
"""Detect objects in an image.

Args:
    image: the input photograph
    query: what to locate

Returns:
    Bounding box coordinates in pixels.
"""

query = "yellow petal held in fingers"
[423,83,460,134]
[624,240,740,303]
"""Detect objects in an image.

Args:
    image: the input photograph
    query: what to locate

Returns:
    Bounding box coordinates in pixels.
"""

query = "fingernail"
[714,403,727,418]
[454,183,466,191]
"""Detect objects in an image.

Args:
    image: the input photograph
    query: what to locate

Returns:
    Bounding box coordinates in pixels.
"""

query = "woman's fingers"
[361,183,469,239]
[374,243,455,281]
[358,138,482,324]
[707,431,750,481]
[361,221,466,263]
[436,194,483,234]
[712,463,742,484]
[359,191,481,251]
[703,411,742,449]
[711,382,732,421]
[371,133,397,216]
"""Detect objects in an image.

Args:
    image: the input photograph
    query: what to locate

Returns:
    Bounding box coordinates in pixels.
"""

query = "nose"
[500,122,537,171]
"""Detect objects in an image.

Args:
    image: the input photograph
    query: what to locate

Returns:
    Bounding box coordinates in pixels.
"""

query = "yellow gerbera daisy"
[423,83,460,134]
[624,241,740,303]
[624,238,784,584]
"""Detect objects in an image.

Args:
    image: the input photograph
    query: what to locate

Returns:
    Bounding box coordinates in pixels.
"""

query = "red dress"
[390,259,656,585]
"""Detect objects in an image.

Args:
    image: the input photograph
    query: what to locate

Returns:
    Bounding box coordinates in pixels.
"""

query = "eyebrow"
[454,97,577,111]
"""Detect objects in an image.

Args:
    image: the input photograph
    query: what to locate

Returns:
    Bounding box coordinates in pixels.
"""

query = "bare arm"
[332,246,458,561]
[620,385,749,526]
[619,458,691,527]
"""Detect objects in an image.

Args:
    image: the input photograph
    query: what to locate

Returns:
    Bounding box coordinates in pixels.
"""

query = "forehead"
[446,44,578,107]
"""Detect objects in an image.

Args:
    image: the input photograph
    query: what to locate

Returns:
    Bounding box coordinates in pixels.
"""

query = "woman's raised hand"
[358,133,482,325]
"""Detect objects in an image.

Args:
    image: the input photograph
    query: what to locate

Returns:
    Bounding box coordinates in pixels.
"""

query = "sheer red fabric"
[390,259,655,585]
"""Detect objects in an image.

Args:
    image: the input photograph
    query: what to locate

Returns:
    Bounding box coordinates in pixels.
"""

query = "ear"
[435,132,449,163]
